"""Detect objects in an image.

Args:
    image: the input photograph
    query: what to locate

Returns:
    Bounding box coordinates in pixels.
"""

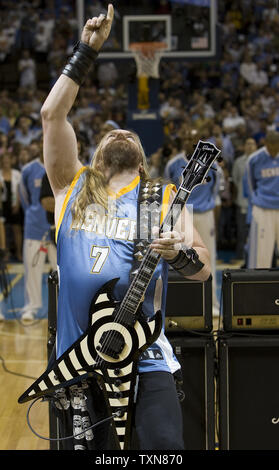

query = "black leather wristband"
[168,247,204,276]
[62,41,98,86]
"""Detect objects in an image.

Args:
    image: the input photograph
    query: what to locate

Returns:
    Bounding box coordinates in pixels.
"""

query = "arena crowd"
[0,0,278,267]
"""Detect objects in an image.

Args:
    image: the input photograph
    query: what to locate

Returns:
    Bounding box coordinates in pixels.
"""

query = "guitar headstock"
[181,140,221,192]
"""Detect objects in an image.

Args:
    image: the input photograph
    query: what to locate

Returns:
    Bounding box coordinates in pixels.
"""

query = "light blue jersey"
[19,158,52,240]
[245,146,279,209]
[164,152,220,212]
[55,167,180,375]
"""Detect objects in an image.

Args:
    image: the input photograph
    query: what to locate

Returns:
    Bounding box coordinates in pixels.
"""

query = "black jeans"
[134,371,185,450]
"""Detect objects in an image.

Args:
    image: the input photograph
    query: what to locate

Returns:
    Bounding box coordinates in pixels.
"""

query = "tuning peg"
[205,176,211,182]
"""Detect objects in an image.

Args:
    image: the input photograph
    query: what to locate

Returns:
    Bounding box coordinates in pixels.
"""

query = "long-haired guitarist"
[40,4,211,450]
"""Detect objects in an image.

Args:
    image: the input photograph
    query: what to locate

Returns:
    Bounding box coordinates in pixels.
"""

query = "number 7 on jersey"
[90,245,110,274]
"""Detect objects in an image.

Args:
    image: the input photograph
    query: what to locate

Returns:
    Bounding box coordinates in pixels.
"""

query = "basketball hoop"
[130,42,167,79]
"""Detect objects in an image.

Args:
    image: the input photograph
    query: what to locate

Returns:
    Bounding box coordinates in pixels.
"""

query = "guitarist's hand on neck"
[150,227,183,261]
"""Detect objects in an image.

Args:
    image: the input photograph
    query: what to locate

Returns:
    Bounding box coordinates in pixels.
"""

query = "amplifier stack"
[218,268,279,450]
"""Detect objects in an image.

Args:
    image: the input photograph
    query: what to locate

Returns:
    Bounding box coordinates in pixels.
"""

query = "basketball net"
[130,42,166,110]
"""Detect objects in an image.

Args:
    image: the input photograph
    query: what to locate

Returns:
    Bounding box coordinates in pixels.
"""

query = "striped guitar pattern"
[18,140,221,450]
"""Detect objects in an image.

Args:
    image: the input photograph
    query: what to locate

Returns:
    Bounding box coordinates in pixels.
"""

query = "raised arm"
[40,4,114,197]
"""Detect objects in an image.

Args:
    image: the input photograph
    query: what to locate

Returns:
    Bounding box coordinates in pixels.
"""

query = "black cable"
[26,396,119,442]
[0,354,37,380]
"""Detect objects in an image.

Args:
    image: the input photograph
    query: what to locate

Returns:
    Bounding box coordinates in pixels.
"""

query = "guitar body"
[18,278,162,450]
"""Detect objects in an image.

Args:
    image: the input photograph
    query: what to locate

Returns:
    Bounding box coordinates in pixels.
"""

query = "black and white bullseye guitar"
[18,140,221,450]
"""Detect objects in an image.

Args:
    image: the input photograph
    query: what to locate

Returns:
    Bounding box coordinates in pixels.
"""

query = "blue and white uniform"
[55,167,180,375]
[19,158,52,241]
[19,158,57,317]
[164,153,221,314]
[245,146,279,268]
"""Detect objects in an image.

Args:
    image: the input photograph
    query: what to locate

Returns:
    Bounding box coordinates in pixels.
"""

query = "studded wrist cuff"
[168,247,204,276]
[62,41,98,86]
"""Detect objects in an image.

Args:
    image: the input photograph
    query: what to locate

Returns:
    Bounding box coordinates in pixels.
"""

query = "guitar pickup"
[96,330,125,359]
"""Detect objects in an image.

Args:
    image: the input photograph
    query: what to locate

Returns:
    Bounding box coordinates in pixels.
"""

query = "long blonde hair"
[71,130,152,228]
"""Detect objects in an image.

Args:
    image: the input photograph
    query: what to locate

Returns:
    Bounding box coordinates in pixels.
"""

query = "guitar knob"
[114,378,122,387]
[114,368,121,376]
[114,391,123,399]
[114,409,125,418]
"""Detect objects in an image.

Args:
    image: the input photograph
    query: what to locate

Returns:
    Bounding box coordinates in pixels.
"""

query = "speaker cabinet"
[168,335,215,450]
[165,268,212,332]
[218,334,279,450]
[222,268,279,331]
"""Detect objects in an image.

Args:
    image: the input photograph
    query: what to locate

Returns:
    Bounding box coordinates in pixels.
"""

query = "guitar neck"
[117,186,191,325]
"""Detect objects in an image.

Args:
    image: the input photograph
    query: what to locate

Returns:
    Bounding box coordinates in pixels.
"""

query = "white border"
[98,0,217,60]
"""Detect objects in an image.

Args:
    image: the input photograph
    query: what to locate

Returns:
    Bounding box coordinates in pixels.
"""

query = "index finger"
[106,3,114,22]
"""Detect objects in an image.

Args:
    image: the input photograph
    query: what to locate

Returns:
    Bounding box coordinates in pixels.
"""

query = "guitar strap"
[129,179,163,406]
[130,179,163,281]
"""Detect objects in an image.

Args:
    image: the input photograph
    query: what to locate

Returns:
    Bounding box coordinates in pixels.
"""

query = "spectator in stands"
[0,133,9,156]
[18,50,36,89]
[222,106,246,135]
[18,147,30,169]
[209,124,235,169]
[19,138,56,322]
[97,61,118,89]
[13,117,40,147]
[0,106,11,136]
[148,148,163,178]
[240,50,257,84]
[0,152,22,261]
[231,137,257,262]
[0,26,11,63]
[217,159,236,251]
[245,130,279,269]
[253,118,268,146]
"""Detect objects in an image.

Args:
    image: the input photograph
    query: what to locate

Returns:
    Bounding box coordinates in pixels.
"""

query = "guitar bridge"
[96,330,125,359]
